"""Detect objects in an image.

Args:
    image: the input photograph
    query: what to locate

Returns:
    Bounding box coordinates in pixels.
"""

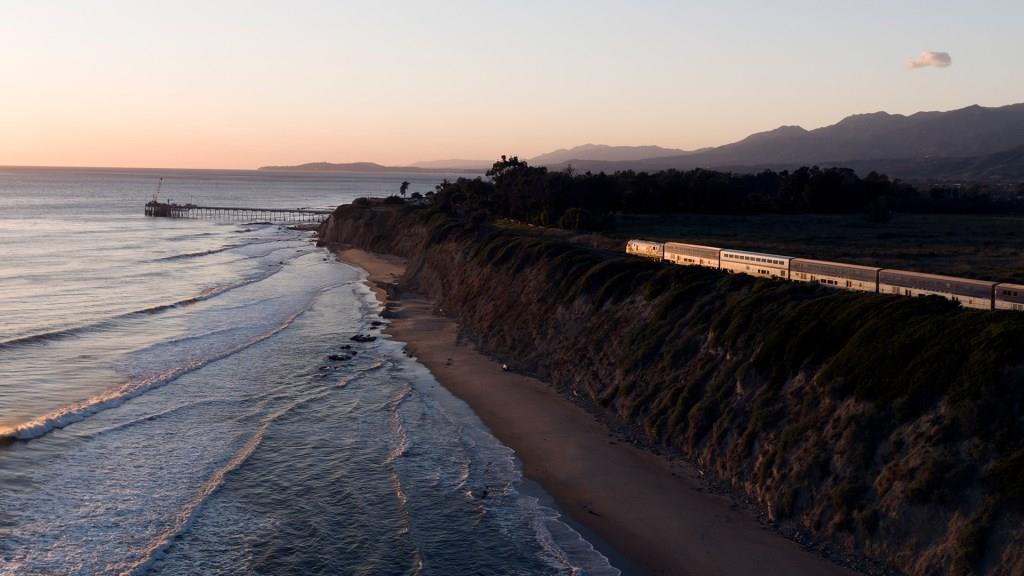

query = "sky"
[1,0,1022,169]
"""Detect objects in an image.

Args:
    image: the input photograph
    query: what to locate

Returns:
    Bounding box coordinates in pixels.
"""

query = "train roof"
[879,269,996,287]
[995,282,1024,289]
[791,258,881,271]
[664,241,721,250]
[720,248,793,260]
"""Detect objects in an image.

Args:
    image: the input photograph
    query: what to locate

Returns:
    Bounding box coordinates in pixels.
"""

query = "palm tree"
[400,181,410,197]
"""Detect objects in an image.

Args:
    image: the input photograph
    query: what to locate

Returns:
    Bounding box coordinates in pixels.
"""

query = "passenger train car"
[790,259,881,293]
[994,283,1024,311]
[878,270,995,310]
[625,238,1021,311]
[663,242,721,268]
[719,249,791,280]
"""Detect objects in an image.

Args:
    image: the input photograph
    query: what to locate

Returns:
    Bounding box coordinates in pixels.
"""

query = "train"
[626,239,1024,312]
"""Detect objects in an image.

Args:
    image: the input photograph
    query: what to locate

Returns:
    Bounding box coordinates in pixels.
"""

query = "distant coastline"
[257,161,484,174]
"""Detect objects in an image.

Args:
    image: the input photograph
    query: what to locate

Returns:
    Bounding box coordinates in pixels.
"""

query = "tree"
[399,181,410,197]
[485,155,529,180]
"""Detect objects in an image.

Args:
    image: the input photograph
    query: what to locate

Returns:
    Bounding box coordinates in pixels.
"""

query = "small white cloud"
[905,51,952,69]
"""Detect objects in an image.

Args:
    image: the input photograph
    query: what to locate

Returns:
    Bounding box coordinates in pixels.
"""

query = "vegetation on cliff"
[426,157,1023,234]
[319,196,1024,574]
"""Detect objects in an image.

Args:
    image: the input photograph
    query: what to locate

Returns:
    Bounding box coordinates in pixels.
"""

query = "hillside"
[840,146,1024,182]
[528,144,692,165]
[680,147,1024,185]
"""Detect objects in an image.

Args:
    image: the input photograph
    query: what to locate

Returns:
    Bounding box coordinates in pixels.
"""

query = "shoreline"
[335,247,856,576]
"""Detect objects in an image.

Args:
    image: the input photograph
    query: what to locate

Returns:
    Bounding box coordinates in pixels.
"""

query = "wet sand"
[336,247,855,576]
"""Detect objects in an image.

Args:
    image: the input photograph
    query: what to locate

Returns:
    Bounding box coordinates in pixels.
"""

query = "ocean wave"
[0,267,284,352]
[533,503,621,576]
[82,397,243,439]
[125,408,274,576]
[0,307,306,443]
[124,371,369,575]
[385,400,411,465]
[152,246,235,262]
[151,236,297,262]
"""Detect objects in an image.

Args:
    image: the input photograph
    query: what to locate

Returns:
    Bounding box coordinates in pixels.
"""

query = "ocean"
[0,167,619,575]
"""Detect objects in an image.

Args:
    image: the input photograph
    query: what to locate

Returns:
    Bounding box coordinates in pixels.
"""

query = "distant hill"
[528,144,692,166]
[410,159,493,170]
[840,145,1024,182]
[257,161,482,174]
[543,103,1024,182]
[665,147,1024,184]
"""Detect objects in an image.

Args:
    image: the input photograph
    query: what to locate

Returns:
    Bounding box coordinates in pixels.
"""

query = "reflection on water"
[0,168,618,575]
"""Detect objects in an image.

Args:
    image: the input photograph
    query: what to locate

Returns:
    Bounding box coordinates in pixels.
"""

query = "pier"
[145,201,332,223]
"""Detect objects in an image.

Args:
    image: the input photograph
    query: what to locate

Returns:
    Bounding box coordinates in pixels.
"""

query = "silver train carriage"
[994,283,1024,311]
[720,249,792,280]
[625,237,1021,312]
[878,270,996,310]
[663,242,721,269]
[626,239,665,260]
[790,258,881,293]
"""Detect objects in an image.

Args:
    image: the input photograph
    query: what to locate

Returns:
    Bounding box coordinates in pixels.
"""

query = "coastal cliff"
[319,202,1024,575]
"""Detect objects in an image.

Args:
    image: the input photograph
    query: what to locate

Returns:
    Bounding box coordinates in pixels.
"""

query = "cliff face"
[319,203,1024,576]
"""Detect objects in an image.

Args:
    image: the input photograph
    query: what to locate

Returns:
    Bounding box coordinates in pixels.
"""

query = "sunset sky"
[2,1,1022,169]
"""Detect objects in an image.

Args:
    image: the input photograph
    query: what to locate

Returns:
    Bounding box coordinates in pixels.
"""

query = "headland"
[317,197,1024,576]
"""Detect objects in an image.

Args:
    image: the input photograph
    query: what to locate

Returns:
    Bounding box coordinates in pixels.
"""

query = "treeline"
[422,157,1022,231]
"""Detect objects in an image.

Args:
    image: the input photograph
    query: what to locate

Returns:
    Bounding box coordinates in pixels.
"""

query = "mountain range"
[533,103,1024,182]
[260,103,1024,182]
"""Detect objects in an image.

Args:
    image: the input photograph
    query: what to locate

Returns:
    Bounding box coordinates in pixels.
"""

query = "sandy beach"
[336,247,856,576]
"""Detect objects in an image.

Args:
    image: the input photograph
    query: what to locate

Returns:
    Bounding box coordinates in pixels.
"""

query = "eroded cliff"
[319,202,1024,575]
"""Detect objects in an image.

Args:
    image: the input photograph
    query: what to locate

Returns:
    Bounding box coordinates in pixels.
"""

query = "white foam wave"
[0,266,285,352]
[123,369,368,575]
[0,308,306,442]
